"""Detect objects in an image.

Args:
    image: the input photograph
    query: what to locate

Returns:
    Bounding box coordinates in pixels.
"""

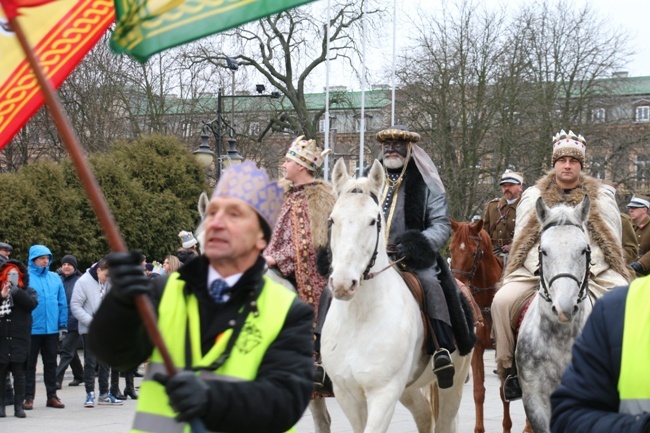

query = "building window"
[249,122,260,135]
[636,106,650,122]
[355,118,367,132]
[181,122,192,138]
[589,156,606,180]
[591,108,606,123]
[319,119,326,132]
[635,154,650,181]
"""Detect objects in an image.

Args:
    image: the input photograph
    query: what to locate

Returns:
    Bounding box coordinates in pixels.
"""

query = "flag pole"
[3,3,181,394]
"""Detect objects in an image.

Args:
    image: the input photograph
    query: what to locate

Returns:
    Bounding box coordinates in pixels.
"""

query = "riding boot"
[503,367,522,402]
[432,348,455,389]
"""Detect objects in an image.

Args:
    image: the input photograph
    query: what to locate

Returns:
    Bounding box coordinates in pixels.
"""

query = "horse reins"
[537,221,591,304]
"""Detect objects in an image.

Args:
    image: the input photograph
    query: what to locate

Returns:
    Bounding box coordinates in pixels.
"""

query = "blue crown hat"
[211,161,284,230]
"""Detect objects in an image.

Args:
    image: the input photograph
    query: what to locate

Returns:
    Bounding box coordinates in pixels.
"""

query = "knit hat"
[145,263,154,272]
[499,169,524,185]
[285,136,331,171]
[178,231,197,249]
[211,161,284,231]
[627,195,650,209]
[0,242,12,253]
[552,129,586,167]
[376,125,421,144]
[61,254,78,270]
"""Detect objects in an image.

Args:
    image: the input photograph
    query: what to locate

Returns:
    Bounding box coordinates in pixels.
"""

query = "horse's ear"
[449,218,458,231]
[198,192,209,219]
[332,158,350,195]
[535,196,550,223]
[574,194,591,223]
[473,219,484,232]
[367,160,385,197]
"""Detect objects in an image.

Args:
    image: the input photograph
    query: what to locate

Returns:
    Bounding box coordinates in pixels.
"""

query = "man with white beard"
[374,126,475,389]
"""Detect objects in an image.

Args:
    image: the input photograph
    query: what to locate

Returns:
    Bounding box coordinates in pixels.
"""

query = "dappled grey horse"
[515,196,593,433]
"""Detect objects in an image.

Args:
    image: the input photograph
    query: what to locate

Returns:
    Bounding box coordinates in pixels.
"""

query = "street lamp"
[193,129,214,169]
[193,80,281,179]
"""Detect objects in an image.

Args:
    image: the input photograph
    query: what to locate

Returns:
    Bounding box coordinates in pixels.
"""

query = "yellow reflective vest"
[131,273,297,433]
[618,278,650,414]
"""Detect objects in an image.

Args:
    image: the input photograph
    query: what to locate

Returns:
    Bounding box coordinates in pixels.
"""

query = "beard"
[383,154,405,169]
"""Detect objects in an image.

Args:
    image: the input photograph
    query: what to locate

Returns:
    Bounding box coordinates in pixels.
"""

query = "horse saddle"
[400,271,430,349]
[399,271,479,350]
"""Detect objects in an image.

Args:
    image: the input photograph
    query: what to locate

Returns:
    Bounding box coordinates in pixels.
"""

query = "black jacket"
[89,255,314,433]
[0,260,38,364]
[61,269,82,332]
[551,286,650,433]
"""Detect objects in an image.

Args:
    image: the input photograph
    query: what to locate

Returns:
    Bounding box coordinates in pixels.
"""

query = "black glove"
[153,371,211,422]
[106,251,151,306]
[631,261,645,274]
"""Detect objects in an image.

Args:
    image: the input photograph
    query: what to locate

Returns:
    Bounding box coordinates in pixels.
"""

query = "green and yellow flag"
[111,0,316,62]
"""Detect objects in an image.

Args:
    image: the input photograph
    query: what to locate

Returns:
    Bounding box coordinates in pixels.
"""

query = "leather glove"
[106,251,151,306]
[631,261,645,274]
[153,371,211,422]
[58,329,67,342]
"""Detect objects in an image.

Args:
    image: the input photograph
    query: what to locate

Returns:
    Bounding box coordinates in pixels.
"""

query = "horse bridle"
[451,234,498,295]
[331,188,403,281]
[537,221,591,304]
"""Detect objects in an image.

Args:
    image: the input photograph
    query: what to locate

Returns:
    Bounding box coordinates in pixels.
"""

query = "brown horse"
[449,218,511,433]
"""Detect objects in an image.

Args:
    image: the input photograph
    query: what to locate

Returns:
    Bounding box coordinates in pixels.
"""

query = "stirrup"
[503,373,522,402]
[432,348,455,389]
[313,360,333,395]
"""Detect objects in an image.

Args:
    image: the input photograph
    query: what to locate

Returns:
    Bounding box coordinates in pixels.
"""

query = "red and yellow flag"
[0,0,115,150]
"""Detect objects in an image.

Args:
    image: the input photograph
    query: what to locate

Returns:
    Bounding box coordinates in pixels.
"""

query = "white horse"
[515,196,593,433]
[321,158,471,433]
[195,191,332,433]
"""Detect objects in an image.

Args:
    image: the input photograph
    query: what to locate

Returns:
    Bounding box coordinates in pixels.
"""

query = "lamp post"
[193,79,280,181]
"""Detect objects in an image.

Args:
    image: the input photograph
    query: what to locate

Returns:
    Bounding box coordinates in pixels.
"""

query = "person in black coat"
[89,161,314,432]
[0,259,38,418]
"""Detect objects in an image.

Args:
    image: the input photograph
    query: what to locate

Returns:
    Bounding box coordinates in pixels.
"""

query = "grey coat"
[70,268,110,335]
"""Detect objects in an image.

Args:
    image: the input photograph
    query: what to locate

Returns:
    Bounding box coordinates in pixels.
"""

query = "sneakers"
[432,348,455,389]
[84,392,95,408]
[97,393,123,406]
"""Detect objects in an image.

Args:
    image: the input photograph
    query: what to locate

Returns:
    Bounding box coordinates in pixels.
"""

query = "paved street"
[1,349,527,432]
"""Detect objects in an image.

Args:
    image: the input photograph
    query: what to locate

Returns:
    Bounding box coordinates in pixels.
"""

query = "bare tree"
[396,0,632,219]
[185,0,382,139]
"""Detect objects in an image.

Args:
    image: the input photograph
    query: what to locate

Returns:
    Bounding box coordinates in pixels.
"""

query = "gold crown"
[211,161,284,230]
[286,136,331,170]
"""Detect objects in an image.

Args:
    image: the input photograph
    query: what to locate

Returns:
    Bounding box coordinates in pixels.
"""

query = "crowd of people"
[1,126,649,432]
[0,239,200,417]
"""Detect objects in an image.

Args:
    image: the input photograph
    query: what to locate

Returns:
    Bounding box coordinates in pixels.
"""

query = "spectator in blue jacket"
[551,285,650,433]
[24,245,67,410]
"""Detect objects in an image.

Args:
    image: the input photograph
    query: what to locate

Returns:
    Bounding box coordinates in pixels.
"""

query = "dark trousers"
[26,333,59,399]
[0,362,26,407]
[81,334,109,395]
[56,330,83,383]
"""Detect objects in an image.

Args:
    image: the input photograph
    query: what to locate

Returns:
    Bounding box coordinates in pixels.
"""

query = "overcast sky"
[317,0,650,91]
